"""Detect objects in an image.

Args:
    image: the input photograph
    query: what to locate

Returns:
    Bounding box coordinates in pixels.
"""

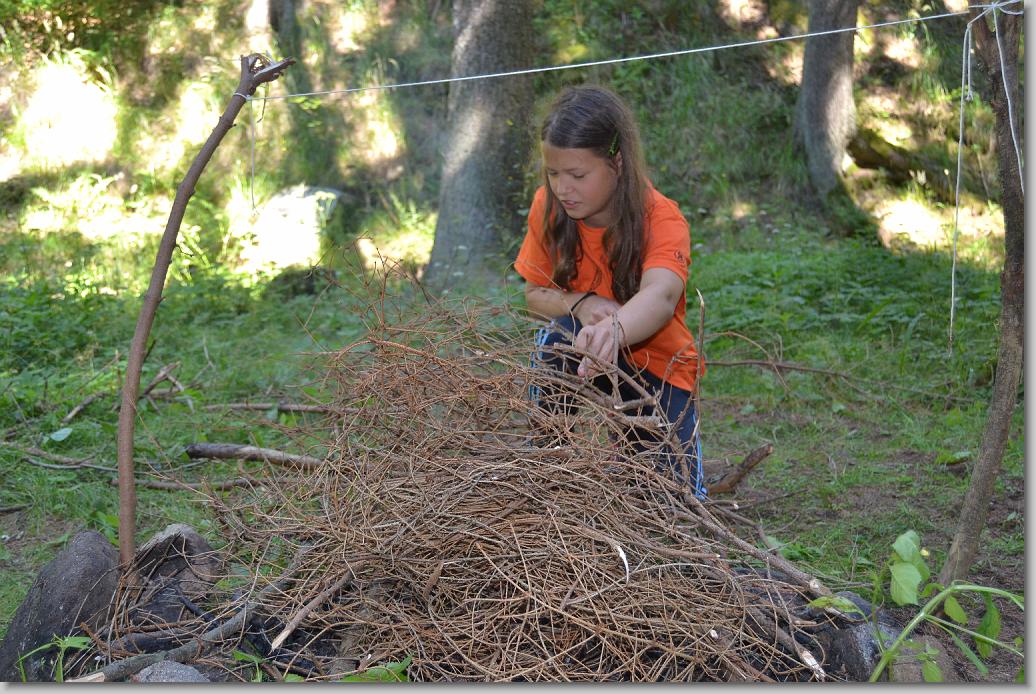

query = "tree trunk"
[794,0,860,197]
[938,6,1023,586]
[424,0,534,287]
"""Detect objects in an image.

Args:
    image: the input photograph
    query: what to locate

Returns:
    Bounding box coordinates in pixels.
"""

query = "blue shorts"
[529,315,706,498]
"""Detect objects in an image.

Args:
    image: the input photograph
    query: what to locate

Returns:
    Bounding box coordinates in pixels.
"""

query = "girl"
[514,85,706,498]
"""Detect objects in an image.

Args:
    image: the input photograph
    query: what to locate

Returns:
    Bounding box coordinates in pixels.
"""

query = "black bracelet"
[569,291,596,314]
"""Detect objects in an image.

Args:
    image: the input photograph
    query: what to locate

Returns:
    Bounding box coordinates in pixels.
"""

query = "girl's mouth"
[561,200,579,209]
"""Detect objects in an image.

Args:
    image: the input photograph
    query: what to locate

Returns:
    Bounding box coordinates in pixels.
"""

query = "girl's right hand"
[575,294,621,325]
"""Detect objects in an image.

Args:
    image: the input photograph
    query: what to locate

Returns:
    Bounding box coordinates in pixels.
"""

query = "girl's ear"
[612,150,623,174]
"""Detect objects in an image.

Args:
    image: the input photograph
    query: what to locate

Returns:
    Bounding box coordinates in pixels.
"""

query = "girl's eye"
[573,174,585,180]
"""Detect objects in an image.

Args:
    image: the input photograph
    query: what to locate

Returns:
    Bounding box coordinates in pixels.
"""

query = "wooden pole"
[116,54,294,566]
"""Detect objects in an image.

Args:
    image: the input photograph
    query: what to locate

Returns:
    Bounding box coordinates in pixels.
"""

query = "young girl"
[514,85,706,498]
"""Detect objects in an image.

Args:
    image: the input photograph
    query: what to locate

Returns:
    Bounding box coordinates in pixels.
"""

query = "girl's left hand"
[573,318,623,378]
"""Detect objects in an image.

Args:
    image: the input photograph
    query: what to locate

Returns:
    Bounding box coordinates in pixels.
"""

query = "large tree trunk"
[424,0,534,287]
[938,6,1023,586]
[794,0,860,197]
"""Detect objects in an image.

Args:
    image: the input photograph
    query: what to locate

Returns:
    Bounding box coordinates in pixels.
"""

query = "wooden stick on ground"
[4,443,118,473]
[107,476,260,492]
[708,444,774,495]
[184,443,322,470]
[62,392,108,424]
[204,402,335,414]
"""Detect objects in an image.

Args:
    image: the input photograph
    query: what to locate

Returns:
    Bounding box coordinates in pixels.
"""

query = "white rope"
[243,9,974,103]
[948,0,1024,352]
[992,5,1025,196]
[247,96,256,213]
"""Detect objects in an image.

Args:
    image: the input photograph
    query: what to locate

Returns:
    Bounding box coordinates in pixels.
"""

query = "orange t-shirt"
[515,185,703,393]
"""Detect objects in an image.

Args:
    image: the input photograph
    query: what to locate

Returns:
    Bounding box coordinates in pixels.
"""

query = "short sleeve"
[514,187,556,287]
[641,195,691,282]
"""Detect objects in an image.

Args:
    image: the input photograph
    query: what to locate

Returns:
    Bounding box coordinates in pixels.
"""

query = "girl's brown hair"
[540,85,648,303]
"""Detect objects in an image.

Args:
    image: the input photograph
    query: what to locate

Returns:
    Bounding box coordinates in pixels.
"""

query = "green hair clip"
[607,132,619,157]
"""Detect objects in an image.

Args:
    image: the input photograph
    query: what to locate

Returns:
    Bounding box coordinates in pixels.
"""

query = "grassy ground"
[0,0,1023,682]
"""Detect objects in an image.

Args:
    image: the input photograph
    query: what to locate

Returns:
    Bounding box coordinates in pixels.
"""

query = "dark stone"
[0,531,119,682]
[117,524,223,649]
[132,661,210,683]
[132,523,221,603]
[812,591,903,682]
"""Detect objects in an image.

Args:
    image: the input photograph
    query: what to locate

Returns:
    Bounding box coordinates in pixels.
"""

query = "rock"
[124,524,222,631]
[237,185,345,272]
[133,523,221,602]
[812,591,904,682]
[132,661,210,683]
[0,531,119,682]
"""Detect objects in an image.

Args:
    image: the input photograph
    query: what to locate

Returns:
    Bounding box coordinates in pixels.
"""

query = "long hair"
[540,86,648,303]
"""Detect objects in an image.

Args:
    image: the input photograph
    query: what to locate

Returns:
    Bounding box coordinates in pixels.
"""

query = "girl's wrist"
[569,290,595,315]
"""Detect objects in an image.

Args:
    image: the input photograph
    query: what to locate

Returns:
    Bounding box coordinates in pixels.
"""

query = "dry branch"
[62,392,108,424]
[708,444,774,495]
[184,443,322,470]
[107,476,259,492]
[116,53,294,565]
[4,442,118,473]
[204,402,335,414]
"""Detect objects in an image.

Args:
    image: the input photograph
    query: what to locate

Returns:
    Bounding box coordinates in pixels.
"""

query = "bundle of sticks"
[217,298,841,682]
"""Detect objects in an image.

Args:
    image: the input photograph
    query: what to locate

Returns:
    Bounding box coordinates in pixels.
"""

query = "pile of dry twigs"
[193,295,846,682]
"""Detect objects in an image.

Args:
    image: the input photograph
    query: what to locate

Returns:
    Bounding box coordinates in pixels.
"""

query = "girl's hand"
[574,294,621,325]
[573,318,623,378]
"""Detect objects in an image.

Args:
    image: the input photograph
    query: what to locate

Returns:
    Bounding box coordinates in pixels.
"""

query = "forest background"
[0,0,1024,681]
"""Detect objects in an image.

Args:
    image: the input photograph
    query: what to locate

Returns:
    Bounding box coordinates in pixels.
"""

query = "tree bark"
[794,0,861,197]
[116,55,293,566]
[938,6,1023,586]
[424,0,535,287]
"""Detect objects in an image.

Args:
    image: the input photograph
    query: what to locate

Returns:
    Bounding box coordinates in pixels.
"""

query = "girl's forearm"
[525,285,590,320]
[614,281,679,346]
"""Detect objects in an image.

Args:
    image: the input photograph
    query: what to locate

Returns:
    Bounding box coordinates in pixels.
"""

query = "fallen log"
[847,127,985,205]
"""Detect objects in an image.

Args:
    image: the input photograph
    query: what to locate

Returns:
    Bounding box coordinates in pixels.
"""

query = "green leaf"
[922,659,944,683]
[1015,666,1024,683]
[232,649,263,664]
[339,657,412,682]
[283,674,305,682]
[892,530,922,565]
[807,595,865,616]
[889,562,923,606]
[943,595,968,625]
[57,636,92,649]
[976,596,1002,659]
[49,427,73,442]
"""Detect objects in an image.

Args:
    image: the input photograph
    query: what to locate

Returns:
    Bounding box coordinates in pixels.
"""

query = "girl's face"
[542,143,620,228]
